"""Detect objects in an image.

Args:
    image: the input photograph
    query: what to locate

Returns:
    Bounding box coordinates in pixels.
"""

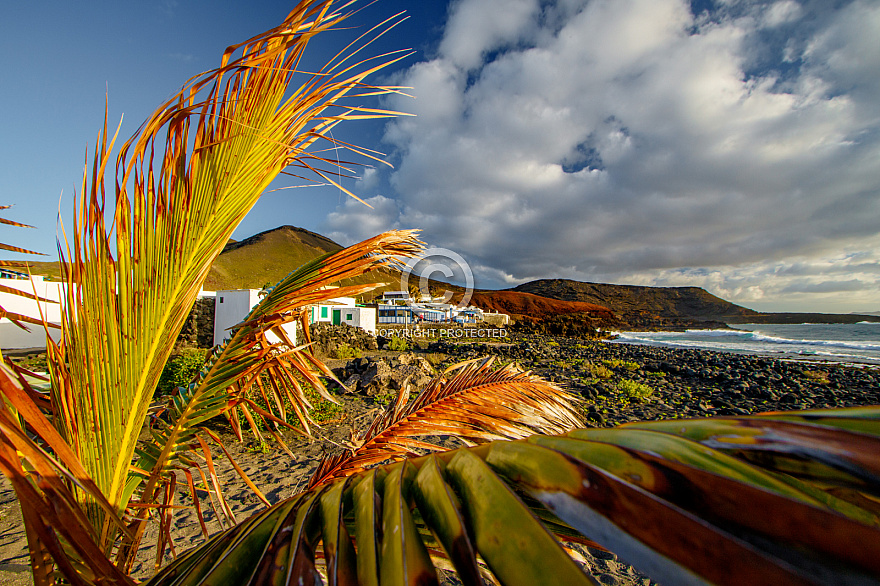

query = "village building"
[0,272,65,349]
[374,290,500,325]
[2,276,504,351]
[309,298,376,334]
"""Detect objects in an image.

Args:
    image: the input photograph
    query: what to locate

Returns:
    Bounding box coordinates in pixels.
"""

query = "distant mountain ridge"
[512,279,758,322]
[9,226,878,327]
[469,290,614,319]
[511,278,880,326]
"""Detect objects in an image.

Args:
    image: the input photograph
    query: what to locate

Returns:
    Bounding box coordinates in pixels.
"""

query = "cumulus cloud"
[324,195,401,246]
[327,0,880,312]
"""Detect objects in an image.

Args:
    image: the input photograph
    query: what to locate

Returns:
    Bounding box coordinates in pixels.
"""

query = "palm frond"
[145,405,880,586]
[308,357,584,489]
[45,0,410,551]
[116,229,423,571]
[0,362,134,586]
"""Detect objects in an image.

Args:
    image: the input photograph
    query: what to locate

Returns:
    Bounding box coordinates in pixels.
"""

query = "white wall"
[341,306,376,334]
[265,322,299,347]
[212,289,298,348]
[213,289,261,346]
[0,276,65,349]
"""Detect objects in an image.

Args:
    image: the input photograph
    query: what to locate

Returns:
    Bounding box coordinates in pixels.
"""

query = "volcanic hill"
[513,279,758,323]
[469,290,612,318]
[203,225,399,293]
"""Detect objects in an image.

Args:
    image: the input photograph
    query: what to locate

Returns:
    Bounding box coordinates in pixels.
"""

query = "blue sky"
[2,0,879,313]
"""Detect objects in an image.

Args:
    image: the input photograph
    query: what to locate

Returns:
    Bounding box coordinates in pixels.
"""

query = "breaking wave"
[610,324,880,364]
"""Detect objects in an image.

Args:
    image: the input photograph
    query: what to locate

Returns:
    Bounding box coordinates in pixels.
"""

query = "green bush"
[246,377,344,431]
[306,386,345,423]
[617,379,654,402]
[387,336,409,352]
[802,369,830,384]
[425,353,447,367]
[602,359,640,371]
[16,353,48,373]
[587,363,613,380]
[156,349,207,395]
[334,343,361,359]
[374,390,397,406]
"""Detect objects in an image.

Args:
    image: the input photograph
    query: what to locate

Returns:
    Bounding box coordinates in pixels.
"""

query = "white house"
[0,273,65,349]
[378,291,412,305]
[212,289,299,347]
[314,304,376,333]
[308,295,357,323]
[309,297,376,334]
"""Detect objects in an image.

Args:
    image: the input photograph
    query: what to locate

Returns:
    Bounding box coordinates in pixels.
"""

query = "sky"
[2,0,879,314]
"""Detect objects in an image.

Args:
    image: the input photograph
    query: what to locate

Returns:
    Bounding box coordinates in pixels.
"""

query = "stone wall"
[176,296,216,349]
[308,323,378,356]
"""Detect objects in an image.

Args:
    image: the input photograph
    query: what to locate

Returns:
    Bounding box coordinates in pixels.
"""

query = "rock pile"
[308,323,379,356]
[337,353,436,396]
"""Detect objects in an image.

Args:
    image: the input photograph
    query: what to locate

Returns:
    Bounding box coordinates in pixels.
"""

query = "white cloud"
[762,1,803,27]
[438,0,541,71]
[328,0,880,312]
[324,195,402,246]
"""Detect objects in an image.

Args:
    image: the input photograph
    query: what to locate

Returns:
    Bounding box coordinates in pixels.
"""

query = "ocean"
[610,322,880,366]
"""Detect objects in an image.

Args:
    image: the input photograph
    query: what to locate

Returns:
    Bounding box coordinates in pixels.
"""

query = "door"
[332,309,341,325]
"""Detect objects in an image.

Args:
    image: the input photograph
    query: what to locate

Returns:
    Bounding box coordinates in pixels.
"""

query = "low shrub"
[245,377,344,432]
[587,363,613,380]
[617,379,654,402]
[374,389,397,406]
[15,353,48,373]
[156,349,207,395]
[603,359,640,371]
[802,370,830,384]
[425,353,448,367]
[334,343,361,359]
[387,336,409,352]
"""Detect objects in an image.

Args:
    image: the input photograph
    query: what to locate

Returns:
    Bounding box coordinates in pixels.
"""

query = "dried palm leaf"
[0,362,134,586]
[307,357,584,489]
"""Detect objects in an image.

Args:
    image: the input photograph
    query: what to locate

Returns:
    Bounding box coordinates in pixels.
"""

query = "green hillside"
[204,225,400,294]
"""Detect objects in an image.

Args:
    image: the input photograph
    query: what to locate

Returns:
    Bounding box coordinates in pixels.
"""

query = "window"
[321,306,328,318]
[218,297,224,303]
[346,313,353,320]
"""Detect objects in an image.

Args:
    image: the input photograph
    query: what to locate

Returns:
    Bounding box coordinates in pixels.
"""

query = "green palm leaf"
[144,405,880,586]
[44,0,410,551]
[117,230,423,571]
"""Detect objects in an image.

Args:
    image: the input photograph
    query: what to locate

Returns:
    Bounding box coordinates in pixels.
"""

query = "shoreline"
[613,338,880,369]
[606,322,880,369]
[3,333,879,585]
